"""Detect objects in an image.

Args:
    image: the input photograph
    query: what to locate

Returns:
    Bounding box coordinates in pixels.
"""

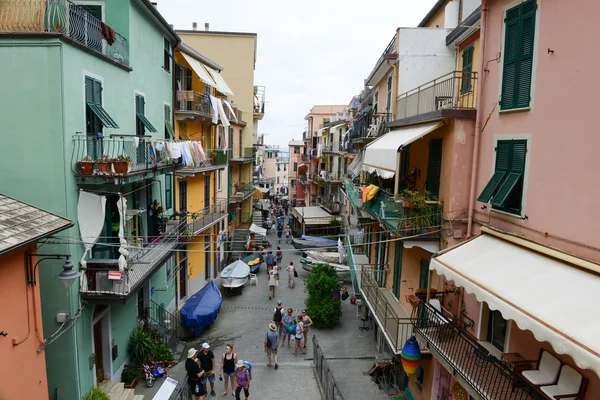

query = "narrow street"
[136,216,389,399]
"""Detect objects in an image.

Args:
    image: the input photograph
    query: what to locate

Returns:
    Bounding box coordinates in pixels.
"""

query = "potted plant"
[113,155,131,175]
[97,155,112,175]
[79,155,95,175]
[121,363,139,389]
[182,228,193,241]
[127,329,157,365]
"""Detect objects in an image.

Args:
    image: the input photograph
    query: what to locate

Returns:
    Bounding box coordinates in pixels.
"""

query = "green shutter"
[135,95,157,133]
[501,0,536,110]
[491,172,522,207]
[477,141,511,202]
[461,46,474,95]
[425,139,443,197]
[392,241,403,298]
[477,171,506,203]
[85,77,118,129]
[491,140,527,208]
[164,104,175,139]
[165,174,173,209]
[85,77,94,102]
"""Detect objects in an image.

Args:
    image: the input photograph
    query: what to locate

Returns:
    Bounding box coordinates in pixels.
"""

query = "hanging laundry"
[218,129,227,150]
[100,22,116,45]
[223,100,238,122]
[209,94,219,125]
[133,136,139,149]
[217,99,230,128]
[196,141,206,163]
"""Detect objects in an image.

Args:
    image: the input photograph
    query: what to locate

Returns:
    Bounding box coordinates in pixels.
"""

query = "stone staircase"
[98,381,144,400]
[231,229,249,259]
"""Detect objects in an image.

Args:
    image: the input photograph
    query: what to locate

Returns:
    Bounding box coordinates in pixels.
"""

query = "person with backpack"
[265,251,275,273]
[275,247,283,265]
[273,301,285,338]
[264,323,280,369]
[218,343,237,397]
[234,360,251,400]
[185,348,206,400]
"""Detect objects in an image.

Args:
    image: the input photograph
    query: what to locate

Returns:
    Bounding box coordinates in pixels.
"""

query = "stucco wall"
[473,0,600,263]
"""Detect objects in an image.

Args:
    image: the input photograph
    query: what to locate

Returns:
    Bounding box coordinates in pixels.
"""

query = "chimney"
[205,22,210,31]
[192,22,197,31]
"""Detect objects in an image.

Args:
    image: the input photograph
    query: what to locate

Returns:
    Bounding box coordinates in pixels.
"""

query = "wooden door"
[93,321,104,383]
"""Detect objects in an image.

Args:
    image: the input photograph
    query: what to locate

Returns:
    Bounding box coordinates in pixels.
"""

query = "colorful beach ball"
[401,336,422,376]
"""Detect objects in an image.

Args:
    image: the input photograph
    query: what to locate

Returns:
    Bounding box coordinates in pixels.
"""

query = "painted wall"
[462,0,481,20]
[422,0,452,27]
[398,247,440,316]
[473,0,600,263]
[371,67,394,114]
[397,28,456,95]
[0,246,49,399]
[150,256,177,313]
[406,357,435,400]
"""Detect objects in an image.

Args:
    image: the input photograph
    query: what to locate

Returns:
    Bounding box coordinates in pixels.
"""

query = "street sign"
[108,271,123,280]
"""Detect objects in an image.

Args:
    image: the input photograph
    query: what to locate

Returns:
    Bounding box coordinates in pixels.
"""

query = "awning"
[363,121,443,178]
[181,53,217,87]
[249,223,267,237]
[252,188,263,200]
[257,187,270,194]
[430,231,600,376]
[292,206,333,225]
[347,150,364,178]
[205,66,234,96]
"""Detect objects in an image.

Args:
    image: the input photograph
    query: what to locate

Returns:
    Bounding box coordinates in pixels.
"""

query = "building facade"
[288,140,306,206]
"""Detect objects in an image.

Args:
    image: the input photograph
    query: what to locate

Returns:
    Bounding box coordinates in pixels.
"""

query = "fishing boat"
[302,250,346,264]
[292,235,338,250]
[220,259,251,288]
[301,260,351,280]
[180,280,223,337]
[242,252,264,273]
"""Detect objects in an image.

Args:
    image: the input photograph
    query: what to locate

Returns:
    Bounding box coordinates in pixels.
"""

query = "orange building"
[0,194,72,399]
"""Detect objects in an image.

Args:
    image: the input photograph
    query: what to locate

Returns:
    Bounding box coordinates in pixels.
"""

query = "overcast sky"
[159,0,438,150]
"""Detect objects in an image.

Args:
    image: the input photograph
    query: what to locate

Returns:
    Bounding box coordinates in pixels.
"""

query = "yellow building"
[173,42,234,302]
[176,26,264,232]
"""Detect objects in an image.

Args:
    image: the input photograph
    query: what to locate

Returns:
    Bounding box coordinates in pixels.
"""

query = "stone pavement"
[136,216,391,399]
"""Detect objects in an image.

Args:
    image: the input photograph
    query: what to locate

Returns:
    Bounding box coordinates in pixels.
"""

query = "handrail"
[313,335,346,400]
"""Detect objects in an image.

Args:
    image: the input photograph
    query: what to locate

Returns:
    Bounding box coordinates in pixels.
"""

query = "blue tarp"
[300,235,337,244]
[180,280,222,337]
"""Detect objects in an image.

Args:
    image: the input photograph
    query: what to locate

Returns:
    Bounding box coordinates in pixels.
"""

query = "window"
[165,174,173,209]
[293,162,298,172]
[218,170,222,191]
[277,176,280,184]
[386,74,393,114]
[135,94,157,135]
[267,152,272,158]
[163,37,171,72]
[284,164,287,171]
[461,45,474,95]
[477,140,527,215]
[291,180,296,188]
[277,164,280,172]
[164,104,174,139]
[294,146,300,154]
[374,89,379,113]
[178,180,188,213]
[500,0,536,110]
[323,118,330,124]
[487,310,508,351]
[85,76,119,135]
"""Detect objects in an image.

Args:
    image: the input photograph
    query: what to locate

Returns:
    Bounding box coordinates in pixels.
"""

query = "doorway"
[419,258,429,290]
[91,305,111,385]
[93,321,104,383]
[178,252,188,306]
[204,175,211,210]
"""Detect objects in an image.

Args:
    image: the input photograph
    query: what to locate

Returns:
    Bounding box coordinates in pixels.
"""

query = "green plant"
[329,218,341,227]
[127,329,158,364]
[304,264,342,328]
[397,189,427,209]
[410,205,433,230]
[121,363,140,383]
[182,228,193,240]
[155,345,174,362]
[81,155,94,162]
[84,387,110,400]
[98,155,112,162]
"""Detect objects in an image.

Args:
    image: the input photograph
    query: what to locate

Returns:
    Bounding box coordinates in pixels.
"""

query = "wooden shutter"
[165,174,173,209]
[477,141,511,202]
[501,7,520,109]
[461,46,474,94]
[85,77,94,102]
[516,0,536,108]
[491,140,527,208]
[425,139,443,197]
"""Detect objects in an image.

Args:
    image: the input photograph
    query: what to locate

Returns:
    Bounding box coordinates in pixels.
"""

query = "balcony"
[301,154,310,163]
[1,0,129,67]
[276,156,289,163]
[186,200,227,234]
[264,144,279,151]
[80,219,185,303]
[229,146,254,163]
[253,85,265,120]
[176,148,228,176]
[174,91,211,122]
[255,177,275,185]
[72,134,180,184]
[322,143,341,154]
[224,104,245,126]
[365,34,398,86]
[228,182,255,203]
[319,198,341,215]
[350,110,391,145]
[393,71,477,125]
[309,170,342,184]
[359,268,418,354]
[297,174,308,186]
[412,303,544,400]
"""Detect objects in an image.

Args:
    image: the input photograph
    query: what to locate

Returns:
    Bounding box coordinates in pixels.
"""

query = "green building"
[0,1,181,398]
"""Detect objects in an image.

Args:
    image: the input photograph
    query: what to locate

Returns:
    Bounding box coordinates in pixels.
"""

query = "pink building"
[288,140,306,206]
[261,146,289,195]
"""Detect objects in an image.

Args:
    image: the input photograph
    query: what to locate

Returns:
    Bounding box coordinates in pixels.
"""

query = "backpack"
[243,361,253,380]
[265,333,272,348]
[273,308,283,323]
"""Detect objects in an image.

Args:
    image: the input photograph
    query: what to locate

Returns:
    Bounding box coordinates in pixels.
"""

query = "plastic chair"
[540,365,587,400]
[521,350,561,386]
[249,273,258,287]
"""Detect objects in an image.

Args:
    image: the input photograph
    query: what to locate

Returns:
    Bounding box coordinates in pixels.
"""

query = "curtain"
[78,191,107,291]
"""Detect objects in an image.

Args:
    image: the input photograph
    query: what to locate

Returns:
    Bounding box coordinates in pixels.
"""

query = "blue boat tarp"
[180,280,222,337]
[242,253,264,273]
[300,235,337,244]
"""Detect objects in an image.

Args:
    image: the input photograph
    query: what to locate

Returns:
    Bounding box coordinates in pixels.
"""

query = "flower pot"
[402,200,415,208]
[79,161,95,175]
[97,161,111,175]
[113,160,129,175]
[124,377,138,389]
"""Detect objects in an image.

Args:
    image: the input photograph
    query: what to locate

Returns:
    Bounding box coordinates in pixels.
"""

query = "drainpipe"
[466,0,488,238]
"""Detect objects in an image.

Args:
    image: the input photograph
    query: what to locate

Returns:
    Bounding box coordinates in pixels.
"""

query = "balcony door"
[179,180,188,214]
[426,139,443,198]
[487,310,508,351]
[178,252,188,306]
[204,175,211,210]
[392,241,403,298]
[419,258,429,290]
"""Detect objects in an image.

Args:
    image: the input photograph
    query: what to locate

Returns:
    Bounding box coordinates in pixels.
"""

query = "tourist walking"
[301,310,313,349]
[284,227,291,243]
[264,323,280,369]
[268,270,276,300]
[185,348,206,400]
[292,316,306,356]
[273,301,285,338]
[197,343,216,397]
[277,226,283,243]
[282,308,295,348]
[270,221,276,236]
[276,246,283,265]
[273,262,280,286]
[286,262,296,288]
[219,344,237,397]
[234,360,251,400]
[265,251,274,273]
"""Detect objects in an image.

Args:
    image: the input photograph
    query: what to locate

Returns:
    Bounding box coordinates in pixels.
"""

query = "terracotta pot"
[79,161,95,175]
[97,161,111,175]
[402,200,415,208]
[113,160,129,175]
[123,378,137,389]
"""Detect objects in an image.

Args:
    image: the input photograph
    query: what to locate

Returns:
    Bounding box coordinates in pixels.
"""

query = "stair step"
[117,388,135,400]
[133,395,145,400]
[98,380,112,393]
[107,382,125,400]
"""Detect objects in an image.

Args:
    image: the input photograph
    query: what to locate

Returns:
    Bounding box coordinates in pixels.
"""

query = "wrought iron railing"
[412,303,546,400]
[229,182,255,202]
[71,134,180,178]
[180,148,228,170]
[230,146,254,161]
[187,200,227,235]
[174,90,211,116]
[396,71,478,119]
[301,154,310,163]
[322,143,342,154]
[0,0,129,66]
[313,335,346,400]
[255,177,274,184]
[253,85,265,114]
[309,171,342,183]
[276,156,289,163]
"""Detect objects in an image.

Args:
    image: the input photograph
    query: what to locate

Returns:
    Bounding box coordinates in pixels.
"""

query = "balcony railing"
[413,303,545,400]
[229,146,254,162]
[223,104,244,124]
[81,219,186,301]
[396,71,478,120]
[179,148,228,173]
[264,144,279,151]
[72,134,180,181]
[301,154,310,163]
[360,268,415,354]
[1,0,129,66]
[175,91,211,117]
[187,200,227,234]
[322,143,342,154]
[255,177,275,185]
[229,182,255,202]
[309,170,342,183]
[253,85,265,115]
[276,157,289,163]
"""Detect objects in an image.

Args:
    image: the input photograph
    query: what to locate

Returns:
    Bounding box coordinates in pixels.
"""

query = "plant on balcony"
[79,155,96,175]
[395,189,426,209]
[113,155,131,175]
[304,263,342,328]
[96,155,113,175]
[182,228,193,241]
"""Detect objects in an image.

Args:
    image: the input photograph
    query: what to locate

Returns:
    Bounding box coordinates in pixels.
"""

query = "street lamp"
[25,252,81,288]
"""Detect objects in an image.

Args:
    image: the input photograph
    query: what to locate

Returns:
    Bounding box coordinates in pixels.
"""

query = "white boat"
[301,260,352,280]
[220,260,251,288]
[303,250,346,264]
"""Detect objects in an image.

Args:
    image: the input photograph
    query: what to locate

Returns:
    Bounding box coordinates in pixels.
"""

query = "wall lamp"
[25,252,81,288]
